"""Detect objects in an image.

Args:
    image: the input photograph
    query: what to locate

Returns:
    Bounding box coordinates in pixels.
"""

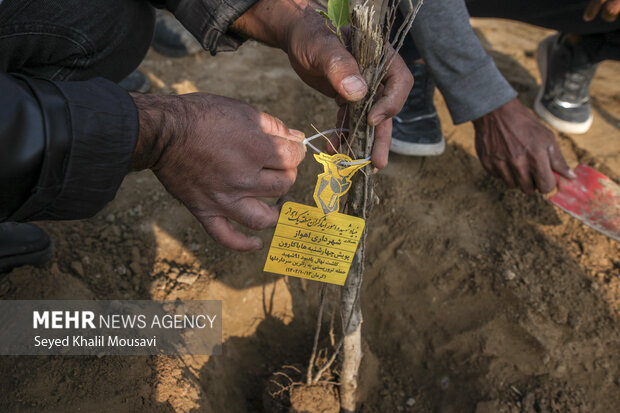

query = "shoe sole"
[0,242,54,275]
[534,36,593,135]
[390,136,446,156]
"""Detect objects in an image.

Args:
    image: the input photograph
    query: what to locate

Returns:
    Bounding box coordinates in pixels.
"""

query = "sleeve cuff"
[174,0,258,55]
[434,55,518,124]
[10,78,138,221]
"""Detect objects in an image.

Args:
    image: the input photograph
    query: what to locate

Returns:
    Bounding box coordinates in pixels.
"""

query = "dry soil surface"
[0,18,619,413]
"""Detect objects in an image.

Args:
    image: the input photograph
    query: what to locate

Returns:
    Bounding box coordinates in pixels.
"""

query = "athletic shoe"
[152,11,202,58]
[390,61,445,156]
[535,34,598,134]
[0,223,53,275]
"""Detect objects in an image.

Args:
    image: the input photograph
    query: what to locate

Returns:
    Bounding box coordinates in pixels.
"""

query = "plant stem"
[339,2,381,410]
[306,284,327,385]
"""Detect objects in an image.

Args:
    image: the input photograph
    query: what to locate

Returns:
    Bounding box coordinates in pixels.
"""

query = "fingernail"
[290,129,305,140]
[568,169,577,179]
[369,114,385,126]
[341,76,367,99]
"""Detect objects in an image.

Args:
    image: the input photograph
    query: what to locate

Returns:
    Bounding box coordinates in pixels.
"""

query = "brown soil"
[289,386,340,413]
[1,18,619,413]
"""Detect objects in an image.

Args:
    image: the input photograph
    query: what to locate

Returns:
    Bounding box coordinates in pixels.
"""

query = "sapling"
[304,0,423,411]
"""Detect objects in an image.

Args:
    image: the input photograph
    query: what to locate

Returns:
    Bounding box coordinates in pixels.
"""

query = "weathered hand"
[233,0,412,169]
[130,93,306,251]
[473,98,576,194]
[285,6,412,168]
[584,0,620,22]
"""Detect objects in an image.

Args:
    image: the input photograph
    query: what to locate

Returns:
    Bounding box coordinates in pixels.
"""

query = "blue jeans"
[0,0,156,82]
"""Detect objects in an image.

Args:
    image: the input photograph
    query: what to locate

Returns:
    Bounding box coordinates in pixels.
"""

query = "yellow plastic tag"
[313,153,370,215]
[264,202,365,285]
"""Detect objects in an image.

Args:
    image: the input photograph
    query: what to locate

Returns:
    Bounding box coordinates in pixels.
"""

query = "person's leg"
[390,12,445,156]
[0,0,155,82]
[466,0,620,133]
[0,0,155,273]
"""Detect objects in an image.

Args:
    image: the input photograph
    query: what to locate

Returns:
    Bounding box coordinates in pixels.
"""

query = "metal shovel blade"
[550,164,620,242]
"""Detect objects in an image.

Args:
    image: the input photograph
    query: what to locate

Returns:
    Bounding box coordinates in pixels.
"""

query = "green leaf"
[327,0,350,28]
[315,9,330,20]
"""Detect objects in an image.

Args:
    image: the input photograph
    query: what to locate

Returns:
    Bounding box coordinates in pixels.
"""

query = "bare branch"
[306,285,327,385]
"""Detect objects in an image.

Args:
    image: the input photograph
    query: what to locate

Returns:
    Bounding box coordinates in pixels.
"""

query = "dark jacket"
[0,0,257,222]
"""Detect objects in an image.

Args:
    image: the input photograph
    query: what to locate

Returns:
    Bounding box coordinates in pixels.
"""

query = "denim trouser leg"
[0,0,156,82]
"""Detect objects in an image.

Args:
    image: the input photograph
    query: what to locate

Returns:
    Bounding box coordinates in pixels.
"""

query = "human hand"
[472,98,576,194]
[286,8,412,168]
[130,93,306,251]
[233,0,413,168]
[584,0,620,22]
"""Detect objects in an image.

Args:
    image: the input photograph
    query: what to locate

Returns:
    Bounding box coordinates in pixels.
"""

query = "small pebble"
[406,397,416,406]
[129,262,141,275]
[440,376,450,390]
[177,272,199,285]
[168,268,180,280]
[70,261,84,277]
[503,269,516,281]
[555,363,567,374]
[50,263,61,276]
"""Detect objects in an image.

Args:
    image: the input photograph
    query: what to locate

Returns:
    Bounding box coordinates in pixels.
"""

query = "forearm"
[406,0,517,123]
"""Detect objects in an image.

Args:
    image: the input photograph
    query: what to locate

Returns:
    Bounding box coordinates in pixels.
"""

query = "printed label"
[264,202,365,285]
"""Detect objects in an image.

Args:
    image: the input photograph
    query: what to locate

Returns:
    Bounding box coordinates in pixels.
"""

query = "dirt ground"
[1,18,619,413]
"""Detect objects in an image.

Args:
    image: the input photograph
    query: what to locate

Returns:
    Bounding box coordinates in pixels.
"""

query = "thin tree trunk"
[339,3,380,410]
[338,1,422,410]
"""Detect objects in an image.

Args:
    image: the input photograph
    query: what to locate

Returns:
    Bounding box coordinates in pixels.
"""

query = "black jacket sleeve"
[0,73,139,222]
[2,1,257,222]
[153,0,259,54]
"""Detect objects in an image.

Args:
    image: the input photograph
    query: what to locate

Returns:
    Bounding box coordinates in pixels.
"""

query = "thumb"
[317,41,368,101]
[548,144,577,180]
